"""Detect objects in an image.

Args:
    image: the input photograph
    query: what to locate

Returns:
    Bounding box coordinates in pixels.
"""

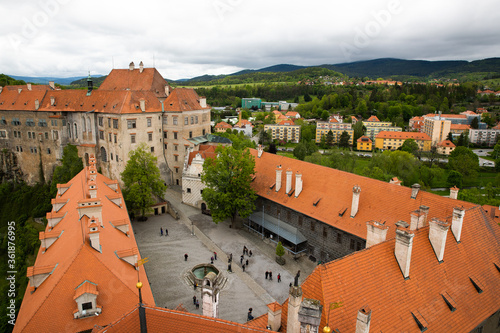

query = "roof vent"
[411,184,420,199]
[129,61,135,70]
[139,61,144,73]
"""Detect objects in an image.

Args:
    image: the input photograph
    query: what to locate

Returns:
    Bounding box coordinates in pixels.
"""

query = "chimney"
[49,81,55,90]
[139,61,144,73]
[411,184,420,199]
[267,302,282,331]
[287,285,303,333]
[395,227,414,279]
[129,61,135,70]
[35,99,40,110]
[428,218,450,262]
[275,166,282,192]
[50,96,55,106]
[410,210,426,230]
[356,306,372,333]
[298,298,323,333]
[88,182,97,199]
[88,218,101,252]
[199,97,207,108]
[27,83,32,91]
[239,109,242,124]
[449,186,459,200]
[294,172,303,198]
[139,99,145,112]
[165,85,170,96]
[451,207,465,243]
[257,144,263,158]
[350,185,361,218]
[0,86,3,94]
[286,168,293,194]
[419,205,429,227]
[18,88,22,94]
[366,221,389,247]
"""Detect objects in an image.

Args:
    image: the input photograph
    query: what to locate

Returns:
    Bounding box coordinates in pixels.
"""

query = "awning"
[248,211,307,245]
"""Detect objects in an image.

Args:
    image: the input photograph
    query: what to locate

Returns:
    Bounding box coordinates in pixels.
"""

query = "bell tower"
[201,271,220,318]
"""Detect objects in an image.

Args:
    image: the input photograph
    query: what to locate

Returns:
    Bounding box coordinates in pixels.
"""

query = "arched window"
[100,146,107,162]
[68,123,72,138]
[87,117,92,132]
[74,123,78,139]
[82,116,86,132]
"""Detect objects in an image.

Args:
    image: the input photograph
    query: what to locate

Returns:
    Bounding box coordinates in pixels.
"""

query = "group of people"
[160,227,169,236]
[192,295,199,309]
[265,271,281,282]
[210,252,217,264]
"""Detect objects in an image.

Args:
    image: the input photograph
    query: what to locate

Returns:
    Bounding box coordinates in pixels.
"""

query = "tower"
[201,271,220,318]
[86,72,93,96]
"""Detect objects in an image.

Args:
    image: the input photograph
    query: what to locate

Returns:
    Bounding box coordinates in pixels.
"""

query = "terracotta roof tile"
[437,140,455,147]
[73,281,99,300]
[98,67,169,99]
[215,121,232,129]
[366,115,380,122]
[450,124,470,130]
[163,88,209,112]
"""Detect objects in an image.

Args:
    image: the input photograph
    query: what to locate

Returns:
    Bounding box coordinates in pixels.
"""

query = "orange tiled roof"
[366,115,380,122]
[187,148,217,166]
[215,121,232,129]
[163,88,209,112]
[14,167,153,333]
[3,84,54,92]
[437,140,455,148]
[73,281,99,300]
[424,113,467,119]
[460,110,478,116]
[450,124,470,130]
[98,67,169,98]
[250,149,475,240]
[278,120,295,126]
[235,119,253,127]
[95,304,272,332]
[285,111,299,117]
[356,136,371,143]
[277,205,500,332]
[0,89,48,111]
[375,131,431,141]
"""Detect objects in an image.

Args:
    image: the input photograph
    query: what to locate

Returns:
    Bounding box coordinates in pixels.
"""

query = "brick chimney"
[295,172,303,198]
[366,221,389,247]
[165,85,170,96]
[395,227,414,279]
[267,302,282,331]
[429,218,450,262]
[286,168,293,194]
[49,81,55,90]
[298,298,323,333]
[18,88,22,94]
[129,61,135,70]
[411,184,420,199]
[287,285,303,333]
[88,218,101,252]
[139,99,145,112]
[350,185,361,218]
[199,97,207,108]
[27,83,32,91]
[50,96,55,106]
[275,166,282,192]
[449,186,459,200]
[356,306,372,333]
[139,61,144,73]
[419,205,429,227]
[451,207,465,243]
[35,99,39,110]
[410,210,425,230]
[257,144,264,158]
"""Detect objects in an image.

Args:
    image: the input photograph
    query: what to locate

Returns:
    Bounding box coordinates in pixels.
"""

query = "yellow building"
[315,120,354,145]
[356,136,372,151]
[423,116,451,146]
[375,131,432,151]
[264,120,300,143]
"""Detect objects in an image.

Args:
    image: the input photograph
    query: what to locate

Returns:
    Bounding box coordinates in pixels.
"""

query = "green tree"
[121,143,167,219]
[276,241,285,257]
[326,130,334,147]
[352,121,366,146]
[51,144,83,193]
[399,139,419,155]
[201,146,257,226]
[339,131,350,148]
[470,117,479,129]
[304,93,312,102]
[293,143,307,160]
[456,132,469,147]
[446,131,453,143]
[446,170,463,188]
[448,146,479,183]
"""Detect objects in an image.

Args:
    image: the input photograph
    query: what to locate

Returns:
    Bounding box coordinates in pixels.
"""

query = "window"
[116,154,119,161]
[356,242,363,251]
[109,133,112,142]
[113,119,118,129]
[164,143,167,149]
[82,302,93,311]
[195,116,198,124]
[202,129,206,135]
[151,146,154,153]
[174,155,178,162]
[74,123,78,138]
[323,226,327,237]
[147,118,152,127]
[148,133,153,141]
[191,116,194,124]
[98,117,103,126]
[110,153,113,160]
[47,148,51,154]
[163,131,167,139]
[175,168,179,173]
[0,130,6,138]
[163,116,168,125]
[114,134,117,143]
[38,119,48,127]
[53,130,59,140]
[310,221,315,231]
[108,118,111,127]
[350,239,355,250]
[131,135,136,143]
[174,132,178,140]
[45,132,49,140]
[28,132,31,139]
[173,117,178,125]
[174,144,178,151]
[127,120,136,129]
[184,117,188,125]
[100,147,107,162]
[99,131,104,140]
[187,188,191,193]
[189,131,192,138]
[11,118,21,126]
[51,119,58,126]
[26,118,35,126]
[0,117,6,125]
[337,233,342,244]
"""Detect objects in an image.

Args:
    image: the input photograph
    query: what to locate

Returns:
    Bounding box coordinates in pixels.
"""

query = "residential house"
[264,120,300,143]
[356,136,372,151]
[436,139,456,155]
[374,131,431,151]
[214,121,232,133]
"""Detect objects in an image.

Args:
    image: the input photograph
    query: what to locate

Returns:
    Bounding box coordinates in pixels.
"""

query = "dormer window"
[73,280,102,319]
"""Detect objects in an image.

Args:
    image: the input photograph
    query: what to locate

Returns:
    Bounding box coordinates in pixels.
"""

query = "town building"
[241,98,262,109]
[449,123,470,138]
[182,144,216,210]
[356,135,372,151]
[409,116,424,132]
[362,116,402,141]
[214,121,232,133]
[423,115,452,146]
[14,155,154,333]
[374,131,431,151]
[436,139,456,155]
[0,62,211,187]
[469,128,500,146]
[233,112,253,137]
[285,111,300,119]
[315,120,353,145]
[264,120,301,143]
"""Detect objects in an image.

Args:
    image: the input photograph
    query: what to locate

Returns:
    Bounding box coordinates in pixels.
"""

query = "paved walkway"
[132,187,316,324]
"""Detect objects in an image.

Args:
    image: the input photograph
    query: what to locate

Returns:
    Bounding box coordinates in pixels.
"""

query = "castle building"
[0,62,210,186]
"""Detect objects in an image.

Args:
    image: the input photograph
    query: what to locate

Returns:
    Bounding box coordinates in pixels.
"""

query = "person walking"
[242,264,245,272]
[243,246,247,255]
[160,227,163,236]
[240,255,244,264]
[193,296,197,305]
[184,253,188,261]
[247,308,254,321]
[196,300,199,309]
[269,271,273,280]
[211,257,214,264]
[229,253,232,262]
[214,251,217,260]
[245,259,249,266]
[193,282,197,290]
[228,263,232,273]
[265,271,268,279]
[277,273,281,282]
[249,250,252,257]
[165,228,168,236]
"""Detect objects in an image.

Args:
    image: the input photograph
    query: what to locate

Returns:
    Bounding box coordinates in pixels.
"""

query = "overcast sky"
[1,0,499,80]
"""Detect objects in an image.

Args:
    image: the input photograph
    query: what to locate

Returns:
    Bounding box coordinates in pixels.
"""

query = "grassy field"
[175,82,284,89]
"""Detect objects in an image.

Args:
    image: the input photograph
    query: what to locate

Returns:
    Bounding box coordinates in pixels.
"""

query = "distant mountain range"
[5,58,499,87]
